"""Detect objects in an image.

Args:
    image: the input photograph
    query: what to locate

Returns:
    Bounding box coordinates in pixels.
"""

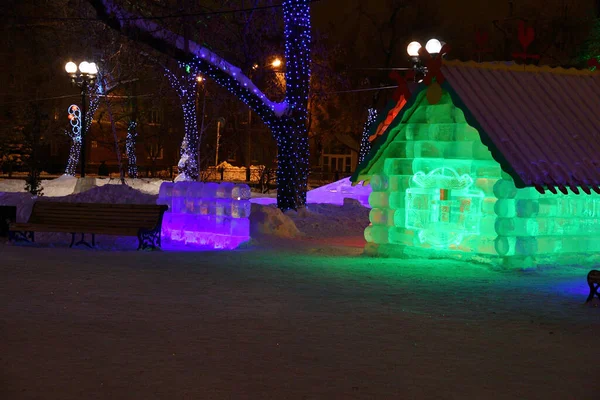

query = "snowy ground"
[1,178,599,399]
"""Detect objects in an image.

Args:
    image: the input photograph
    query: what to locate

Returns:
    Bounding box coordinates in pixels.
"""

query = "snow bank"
[91,178,164,195]
[0,179,28,193]
[286,198,370,239]
[249,204,302,238]
[248,199,371,240]
[42,175,78,196]
[0,176,166,197]
[48,184,157,204]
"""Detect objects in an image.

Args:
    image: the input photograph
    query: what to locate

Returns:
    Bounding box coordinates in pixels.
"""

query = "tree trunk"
[104,93,125,183]
[65,95,99,176]
[126,121,138,178]
[272,117,309,210]
[176,96,199,181]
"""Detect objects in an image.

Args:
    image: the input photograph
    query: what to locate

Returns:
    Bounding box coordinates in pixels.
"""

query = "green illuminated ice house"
[352,60,600,268]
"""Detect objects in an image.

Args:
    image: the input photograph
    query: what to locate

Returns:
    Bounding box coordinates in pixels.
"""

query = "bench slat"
[12,202,167,240]
[10,223,140,236]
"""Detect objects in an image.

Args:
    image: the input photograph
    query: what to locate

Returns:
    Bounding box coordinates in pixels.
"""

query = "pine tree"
[579,18,600,65]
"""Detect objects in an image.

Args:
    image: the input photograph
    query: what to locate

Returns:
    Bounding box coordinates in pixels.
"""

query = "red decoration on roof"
[474,29,492,60]
[589,58,600,71]
[418,43,451,85]
[512,21,539,61]
[388,70,412,102]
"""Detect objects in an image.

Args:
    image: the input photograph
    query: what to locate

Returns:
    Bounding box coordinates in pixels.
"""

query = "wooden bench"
[9,202,168,250]
[586,270,600,303]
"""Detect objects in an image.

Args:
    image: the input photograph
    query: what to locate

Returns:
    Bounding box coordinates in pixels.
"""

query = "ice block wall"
[157,181,251,249]
[493,179,600,259]
[365,91,499,255]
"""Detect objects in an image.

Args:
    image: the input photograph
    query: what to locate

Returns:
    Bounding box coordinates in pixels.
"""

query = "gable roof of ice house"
[351,60,600,195]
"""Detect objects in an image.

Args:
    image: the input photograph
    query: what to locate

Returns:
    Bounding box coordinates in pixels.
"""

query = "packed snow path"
[1,243,598,399]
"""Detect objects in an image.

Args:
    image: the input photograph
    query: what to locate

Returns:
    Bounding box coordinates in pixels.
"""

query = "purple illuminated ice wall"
[157,182,251,249]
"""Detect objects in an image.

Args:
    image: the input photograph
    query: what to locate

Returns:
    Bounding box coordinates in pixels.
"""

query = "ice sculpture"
[362,90,499,257]
[306,177,371,207]
[357,80,600,268]
[157,181,251,249]
[405,167,484,248]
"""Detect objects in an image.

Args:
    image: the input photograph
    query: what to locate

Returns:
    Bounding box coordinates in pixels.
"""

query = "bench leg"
[10,231,34,243]
[137,228,161,251]
[71,233,95,249]
[586,282,599,303]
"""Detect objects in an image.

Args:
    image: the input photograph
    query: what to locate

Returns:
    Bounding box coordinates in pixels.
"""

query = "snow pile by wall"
[49,184,158,204]
[94,177,164,195]
[249,203,302,238]
[0,179,28,193]
[286,199,370,239]
[0,175,78,196]
[158,181,251,249]
[41,175,79,196]
[0,176,164,196]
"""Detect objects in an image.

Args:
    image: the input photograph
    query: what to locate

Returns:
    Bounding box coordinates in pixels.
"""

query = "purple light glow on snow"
[251,177,372,207]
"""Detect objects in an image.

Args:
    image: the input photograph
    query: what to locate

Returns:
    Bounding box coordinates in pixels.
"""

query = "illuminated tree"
[163,63,200,181]
[126,121,138,178]
[88,0,311,211]
[64,88,101,176]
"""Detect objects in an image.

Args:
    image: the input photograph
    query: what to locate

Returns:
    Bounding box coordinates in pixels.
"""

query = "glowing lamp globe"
[87,62,98,75]
[65,61,77,74]
[407,41,422,57]
[425,38,442,54]
[272,58,282,68]
[79,61,90,74]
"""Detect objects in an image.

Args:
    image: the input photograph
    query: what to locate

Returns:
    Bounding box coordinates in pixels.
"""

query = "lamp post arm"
[80,82,88,178]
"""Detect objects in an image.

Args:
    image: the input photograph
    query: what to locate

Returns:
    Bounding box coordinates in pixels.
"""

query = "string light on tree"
[64,93,100,176]
[126,121,138,178]
[64,82,101,176]
[359,108,378,165]
[65,104,82,176]
[164,62,201,181]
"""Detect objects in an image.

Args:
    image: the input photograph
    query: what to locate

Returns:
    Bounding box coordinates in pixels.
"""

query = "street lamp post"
[65,60,98,178]
[245,57,283,182]
[406,38,443,81]
[195,75,207,180]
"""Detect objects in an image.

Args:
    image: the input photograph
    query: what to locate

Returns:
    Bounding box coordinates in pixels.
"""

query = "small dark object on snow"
[0,205,16,237]
[98,161,109,177]
[585,270,600,303]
